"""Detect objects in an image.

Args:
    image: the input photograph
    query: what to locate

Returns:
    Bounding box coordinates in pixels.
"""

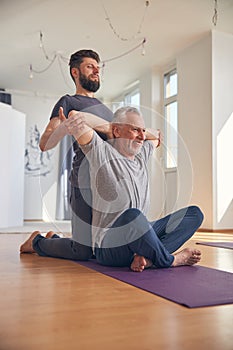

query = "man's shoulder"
[137,140,154,161]
[56,94,92,103]
[144,139,154,148]
[53,94,77,107]
[52,94,93,115]
[50,95,77,118]
[80,132,114,155]
[56,94,73,101]
[55,94,103,105]
[65,94,106,111]
[52,94,113,121]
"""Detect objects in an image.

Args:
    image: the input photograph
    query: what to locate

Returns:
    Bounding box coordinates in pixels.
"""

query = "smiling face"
[112,112,146,159]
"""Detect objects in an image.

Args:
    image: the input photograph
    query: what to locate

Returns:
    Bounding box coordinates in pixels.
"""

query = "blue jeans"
[95,206,204,268]
[70,187,93,257]
[32,187,93,261]
[32,205,203,266]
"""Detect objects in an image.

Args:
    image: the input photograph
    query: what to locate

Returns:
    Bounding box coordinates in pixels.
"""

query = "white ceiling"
[0,0,233,101]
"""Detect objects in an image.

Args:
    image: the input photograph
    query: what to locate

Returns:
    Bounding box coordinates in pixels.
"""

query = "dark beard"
[78,70,100,93]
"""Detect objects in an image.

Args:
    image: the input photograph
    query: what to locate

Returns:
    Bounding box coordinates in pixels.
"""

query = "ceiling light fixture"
[29,32,147,85]
[212,0,218,26]
[102,0,150,41]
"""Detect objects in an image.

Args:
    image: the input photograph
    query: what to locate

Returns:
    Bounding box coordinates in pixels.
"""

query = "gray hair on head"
[112,106,141,124]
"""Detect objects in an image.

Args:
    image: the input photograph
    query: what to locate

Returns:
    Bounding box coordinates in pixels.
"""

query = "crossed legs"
[20,206,204,272]
[96,206,204,271]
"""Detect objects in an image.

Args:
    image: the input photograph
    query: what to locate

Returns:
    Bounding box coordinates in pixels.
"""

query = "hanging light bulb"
[29,64,34,79]
[103,1,149,42]
[141,38,146,56]
[39,31,43,48]
[212,0,218,26]
[101,62,105,82]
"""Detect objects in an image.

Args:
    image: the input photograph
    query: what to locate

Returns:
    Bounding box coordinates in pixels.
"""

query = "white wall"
[109,30,233,230]
[12,93,59,221]
[177,33,213,228]
[139,68,165,220]
[0,103,25,228]
[212,30,233,229]
[177,30,233,230]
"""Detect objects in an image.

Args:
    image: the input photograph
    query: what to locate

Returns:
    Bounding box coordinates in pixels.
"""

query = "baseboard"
[198,228,233,234]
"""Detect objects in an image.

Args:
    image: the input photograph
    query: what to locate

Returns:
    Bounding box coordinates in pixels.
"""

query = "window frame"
[112,85,140,112]
[163,68,178,170]
[124,88,140,107]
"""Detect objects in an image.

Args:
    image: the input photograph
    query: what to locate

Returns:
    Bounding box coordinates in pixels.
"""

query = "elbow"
[39,141,46,152]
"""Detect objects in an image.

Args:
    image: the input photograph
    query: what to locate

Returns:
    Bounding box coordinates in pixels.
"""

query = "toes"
[131,263,144,272]
[193,249,201,255]
[132,266,144,272]
[45,231,56,238]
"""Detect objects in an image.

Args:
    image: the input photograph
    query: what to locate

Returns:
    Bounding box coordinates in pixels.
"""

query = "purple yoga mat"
[77,260,233,308]
[196,241,233,250]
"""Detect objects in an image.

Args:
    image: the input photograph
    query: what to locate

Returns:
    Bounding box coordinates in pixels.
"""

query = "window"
[164,70,178,168]
[112,88,140,112]
[125,89,140,107]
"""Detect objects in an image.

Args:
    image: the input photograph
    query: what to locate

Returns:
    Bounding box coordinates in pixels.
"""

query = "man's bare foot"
[130,254,153,272]
[20,231,41,254]
[172,248,201,267]
[45,231,56,238]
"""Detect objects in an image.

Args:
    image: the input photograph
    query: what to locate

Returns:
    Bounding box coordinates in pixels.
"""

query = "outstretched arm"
[145,128,161,148]
[40,107,113,151]
[68,110,113,145]
[39,107,68,151]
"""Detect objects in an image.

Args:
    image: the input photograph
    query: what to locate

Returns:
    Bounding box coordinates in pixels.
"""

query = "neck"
[112,139,135,160]
[75,86,95,98]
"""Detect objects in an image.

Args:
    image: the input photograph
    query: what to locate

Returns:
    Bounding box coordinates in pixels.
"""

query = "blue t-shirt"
[50,94,113,188]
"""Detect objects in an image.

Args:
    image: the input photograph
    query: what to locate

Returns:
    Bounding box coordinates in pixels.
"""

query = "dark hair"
[69,49,100,82]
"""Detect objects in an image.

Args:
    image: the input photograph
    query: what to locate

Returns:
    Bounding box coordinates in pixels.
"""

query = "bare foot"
[130,254,152,272]
[45,231,56,238]
[20,231,41,254]
[172,248,201,267]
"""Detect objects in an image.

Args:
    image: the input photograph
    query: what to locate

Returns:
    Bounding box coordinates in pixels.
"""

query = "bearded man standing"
[39,49,113,260]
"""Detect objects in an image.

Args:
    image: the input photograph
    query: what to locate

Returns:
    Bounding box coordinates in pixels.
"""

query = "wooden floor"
[0,232,233,350]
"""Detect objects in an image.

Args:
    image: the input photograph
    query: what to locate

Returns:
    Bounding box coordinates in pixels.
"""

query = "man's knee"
[190,205,204,226]
[122,208,142,222]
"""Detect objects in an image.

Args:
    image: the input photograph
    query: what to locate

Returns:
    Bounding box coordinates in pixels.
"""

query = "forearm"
[73,127,94,145]
[81,112,112,137]
[68,110,113,145]
[39,127,67,151]
[67,111,94,145]
[145,128,161,148]
[39,115,69,151]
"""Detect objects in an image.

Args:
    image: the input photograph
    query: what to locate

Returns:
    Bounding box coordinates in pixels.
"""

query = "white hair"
[112,106,142,124]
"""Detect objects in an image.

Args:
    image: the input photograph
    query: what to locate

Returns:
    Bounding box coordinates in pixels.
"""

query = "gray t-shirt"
[80,132,154,247]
